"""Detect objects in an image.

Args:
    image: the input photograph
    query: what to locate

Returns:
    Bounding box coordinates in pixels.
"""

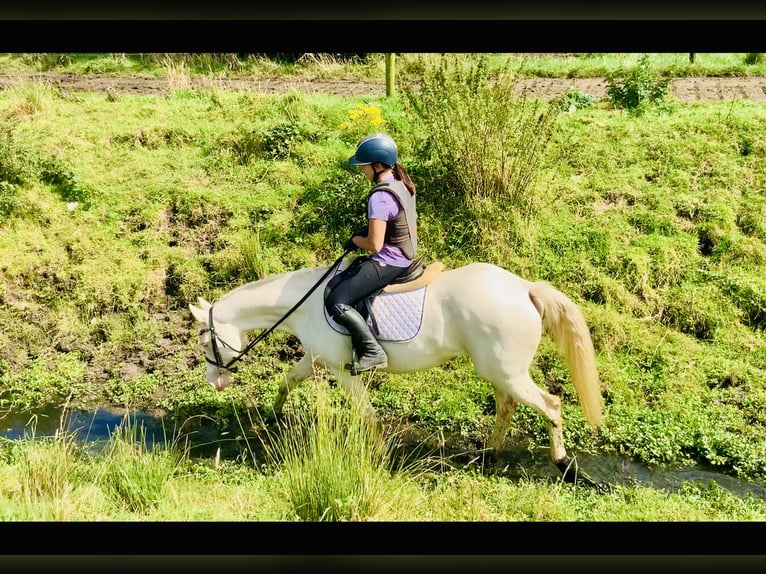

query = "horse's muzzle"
[209,369,233,391]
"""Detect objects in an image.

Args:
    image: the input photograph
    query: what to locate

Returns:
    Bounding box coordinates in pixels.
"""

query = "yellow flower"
[342,103,385,132]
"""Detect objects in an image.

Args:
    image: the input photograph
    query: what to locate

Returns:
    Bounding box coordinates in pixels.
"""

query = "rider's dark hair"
[391,162,416,196]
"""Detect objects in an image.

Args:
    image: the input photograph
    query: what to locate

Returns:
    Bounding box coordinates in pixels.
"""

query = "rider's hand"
[344,236,359,252]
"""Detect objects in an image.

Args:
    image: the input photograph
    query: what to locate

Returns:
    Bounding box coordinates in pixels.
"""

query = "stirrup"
[345,350,387,375]
[345,360,387,376]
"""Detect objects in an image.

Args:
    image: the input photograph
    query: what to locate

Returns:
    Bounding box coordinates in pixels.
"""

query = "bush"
[402,54,560,219]
[605,54,670,112]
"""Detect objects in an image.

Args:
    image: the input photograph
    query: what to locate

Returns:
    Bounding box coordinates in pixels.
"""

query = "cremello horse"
[189,259,604,484]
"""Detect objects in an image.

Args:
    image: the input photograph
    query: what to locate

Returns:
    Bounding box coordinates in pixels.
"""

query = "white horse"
[189,259,605,484]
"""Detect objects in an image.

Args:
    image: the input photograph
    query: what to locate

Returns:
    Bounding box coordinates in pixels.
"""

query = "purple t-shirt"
[367,181,412,268]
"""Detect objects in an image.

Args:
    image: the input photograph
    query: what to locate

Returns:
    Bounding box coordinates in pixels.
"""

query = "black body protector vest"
[366,180,417,260]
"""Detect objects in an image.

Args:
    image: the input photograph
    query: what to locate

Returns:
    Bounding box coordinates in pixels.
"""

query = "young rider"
[324,133,418,373]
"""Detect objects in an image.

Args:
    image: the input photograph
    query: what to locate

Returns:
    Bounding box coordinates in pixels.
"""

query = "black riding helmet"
[348,133,398,167]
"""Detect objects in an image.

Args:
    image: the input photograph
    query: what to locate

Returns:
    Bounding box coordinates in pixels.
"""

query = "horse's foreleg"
[333,368,380,428]
[272,354,313,415]
[488,393,518,456]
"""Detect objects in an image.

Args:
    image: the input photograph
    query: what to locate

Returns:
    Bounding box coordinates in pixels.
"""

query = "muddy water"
[2,406,765,501]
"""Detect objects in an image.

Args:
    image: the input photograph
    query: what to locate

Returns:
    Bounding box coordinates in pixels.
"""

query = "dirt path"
[518,76,766,103]
[1,73,766,102]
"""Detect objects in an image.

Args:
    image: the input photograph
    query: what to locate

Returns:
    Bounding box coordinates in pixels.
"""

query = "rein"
[202,250,351,373]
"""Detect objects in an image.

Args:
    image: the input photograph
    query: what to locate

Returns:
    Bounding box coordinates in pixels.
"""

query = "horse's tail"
[528,281,604,427]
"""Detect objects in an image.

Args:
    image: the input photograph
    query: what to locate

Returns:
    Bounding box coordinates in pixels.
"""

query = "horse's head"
[189,298,248,391]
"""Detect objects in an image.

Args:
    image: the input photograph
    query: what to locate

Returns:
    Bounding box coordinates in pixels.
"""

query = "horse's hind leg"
[499,373,602,488]
[489,371,568,466]
[273,354,313,415]
[488,392,518,455]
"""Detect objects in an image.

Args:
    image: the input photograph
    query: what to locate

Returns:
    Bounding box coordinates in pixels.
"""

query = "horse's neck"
[214,267,327,330]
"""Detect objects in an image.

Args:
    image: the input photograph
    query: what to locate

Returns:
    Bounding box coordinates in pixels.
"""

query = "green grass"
[1,53,765,83]
[259,378,418,521]
[0,53,765,520]
[2,383,764,521]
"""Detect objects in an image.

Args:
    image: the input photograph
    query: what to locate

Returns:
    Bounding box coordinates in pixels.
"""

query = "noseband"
[199,250,351,375]
[200,306,241,374]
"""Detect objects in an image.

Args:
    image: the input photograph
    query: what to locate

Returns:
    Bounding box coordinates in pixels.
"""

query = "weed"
[556,89,596,111]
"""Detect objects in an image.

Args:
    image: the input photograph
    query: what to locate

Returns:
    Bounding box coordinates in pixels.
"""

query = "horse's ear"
[197,297,212,310]
[189,304,207,324]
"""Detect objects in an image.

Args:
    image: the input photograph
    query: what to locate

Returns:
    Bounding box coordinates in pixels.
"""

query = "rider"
[324,133,418,373]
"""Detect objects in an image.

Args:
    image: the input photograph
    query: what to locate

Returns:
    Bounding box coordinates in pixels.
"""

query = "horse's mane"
[219,265,330,303]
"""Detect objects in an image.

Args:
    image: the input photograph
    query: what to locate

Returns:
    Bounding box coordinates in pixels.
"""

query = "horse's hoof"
[555,457,609,492]
[593,481,612,494]
[556,457,579,483]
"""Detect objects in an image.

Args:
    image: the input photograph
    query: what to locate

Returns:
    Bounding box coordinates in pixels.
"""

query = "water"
[0,405,263,460]
[2,405,765,501]
[0,406,176,453]
[389,426,766,501]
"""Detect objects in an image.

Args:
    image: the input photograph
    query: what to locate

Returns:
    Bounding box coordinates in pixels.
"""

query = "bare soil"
[1,72,766,101]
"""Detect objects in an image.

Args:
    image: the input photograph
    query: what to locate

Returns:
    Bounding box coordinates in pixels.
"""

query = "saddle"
[382,258,445,293]
[332,256,445,332]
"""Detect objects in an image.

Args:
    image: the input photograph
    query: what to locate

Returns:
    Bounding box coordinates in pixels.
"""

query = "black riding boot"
[331,303,388,373]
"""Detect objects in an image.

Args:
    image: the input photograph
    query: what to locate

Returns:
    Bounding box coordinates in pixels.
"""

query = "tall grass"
[401,54,561,263]
[5,408,109,520]
[260,378,410,521]
[93,415,182,514]
[16,434,80,519]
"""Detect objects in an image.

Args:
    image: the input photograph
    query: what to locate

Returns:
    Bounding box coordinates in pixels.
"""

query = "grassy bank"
[0,54,765,520]
[2,379,764,520]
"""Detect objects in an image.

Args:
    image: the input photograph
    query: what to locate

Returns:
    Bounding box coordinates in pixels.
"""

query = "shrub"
[402,54,560,219]
[556,89,596,111]
[605,54,670,112]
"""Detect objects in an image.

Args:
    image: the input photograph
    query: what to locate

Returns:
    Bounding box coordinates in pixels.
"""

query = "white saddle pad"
[324,269,427,342]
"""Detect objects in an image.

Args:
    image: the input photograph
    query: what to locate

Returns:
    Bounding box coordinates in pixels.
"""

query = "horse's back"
[433,262,533,299]
[427,262,539,326]
[420,262,543,373]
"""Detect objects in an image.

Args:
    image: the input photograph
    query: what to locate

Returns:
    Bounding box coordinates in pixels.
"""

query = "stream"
[2,405,765,501]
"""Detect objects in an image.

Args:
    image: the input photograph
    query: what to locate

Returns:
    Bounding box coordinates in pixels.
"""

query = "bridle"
[199,250,350,375]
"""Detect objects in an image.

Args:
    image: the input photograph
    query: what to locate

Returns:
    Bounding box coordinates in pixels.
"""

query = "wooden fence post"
[386,53,395,97]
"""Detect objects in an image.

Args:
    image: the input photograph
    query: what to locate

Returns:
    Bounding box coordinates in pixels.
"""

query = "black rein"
[202,250,350,373]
